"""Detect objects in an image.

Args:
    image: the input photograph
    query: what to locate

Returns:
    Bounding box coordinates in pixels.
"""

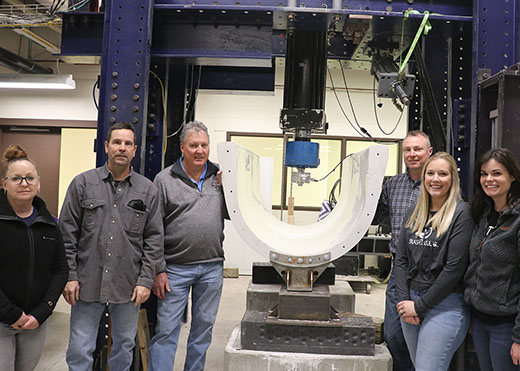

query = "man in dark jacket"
[148,120,228,371]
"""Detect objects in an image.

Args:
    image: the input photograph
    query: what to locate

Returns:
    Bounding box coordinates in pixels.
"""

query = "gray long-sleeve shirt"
[154,159,227,270]
[59,164,164,303]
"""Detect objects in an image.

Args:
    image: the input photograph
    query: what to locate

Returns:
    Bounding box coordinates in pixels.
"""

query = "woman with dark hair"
[0,145,68,371]
[394,152,473,370]
[465,148,520,370]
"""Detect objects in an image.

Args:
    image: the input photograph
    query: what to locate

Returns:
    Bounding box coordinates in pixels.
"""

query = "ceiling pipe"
[0,46,53,74]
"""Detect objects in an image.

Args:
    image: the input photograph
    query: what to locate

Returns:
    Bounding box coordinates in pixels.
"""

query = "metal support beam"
[0,45,53,74]
[470,0,519,198]
[96,0,154,172]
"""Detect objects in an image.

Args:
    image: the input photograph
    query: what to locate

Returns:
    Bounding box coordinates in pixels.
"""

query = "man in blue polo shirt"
[149,120,228,371]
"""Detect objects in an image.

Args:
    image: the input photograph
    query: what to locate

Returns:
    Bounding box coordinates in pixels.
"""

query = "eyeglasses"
[4,175,39,185]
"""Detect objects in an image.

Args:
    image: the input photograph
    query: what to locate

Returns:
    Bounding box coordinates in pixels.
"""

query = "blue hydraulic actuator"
[279,28,328,185]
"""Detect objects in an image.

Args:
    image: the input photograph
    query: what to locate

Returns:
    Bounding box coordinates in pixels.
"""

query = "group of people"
[0,120,225,371]
[375,130,520,371]
[2,123,520,371]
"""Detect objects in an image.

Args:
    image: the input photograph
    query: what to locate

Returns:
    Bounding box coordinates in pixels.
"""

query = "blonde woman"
[394,152,473,371]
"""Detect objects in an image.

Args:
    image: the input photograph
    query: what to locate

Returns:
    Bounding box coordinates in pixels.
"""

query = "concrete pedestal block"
[246,280,355,313]
[225,326,392,371]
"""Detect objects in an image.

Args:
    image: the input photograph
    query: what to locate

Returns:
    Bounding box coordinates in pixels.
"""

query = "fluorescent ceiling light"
[0,74,76,89]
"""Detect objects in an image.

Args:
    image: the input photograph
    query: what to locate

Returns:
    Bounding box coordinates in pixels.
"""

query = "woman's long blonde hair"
[405,152,460,237]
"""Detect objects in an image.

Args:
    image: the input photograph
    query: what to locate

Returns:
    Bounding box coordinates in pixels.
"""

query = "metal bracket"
[270,251,331,292]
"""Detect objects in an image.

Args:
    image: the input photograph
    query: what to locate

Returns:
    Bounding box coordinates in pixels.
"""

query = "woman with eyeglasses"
[0,144,68,371]
[464,148,520,370]
[394,152,473,370]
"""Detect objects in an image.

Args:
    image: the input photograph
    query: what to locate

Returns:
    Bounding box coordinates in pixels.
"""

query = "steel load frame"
[60,0,519,196]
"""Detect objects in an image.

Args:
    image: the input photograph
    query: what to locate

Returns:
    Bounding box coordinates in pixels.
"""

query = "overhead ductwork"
[0,46,53,74]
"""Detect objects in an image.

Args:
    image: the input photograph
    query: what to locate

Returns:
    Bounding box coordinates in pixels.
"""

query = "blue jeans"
[66,300,139,371]
[401,290,470,371]
[149,262,223,371]
[0,320,47,371]
[471,316,519,371]
[384,267,415,371]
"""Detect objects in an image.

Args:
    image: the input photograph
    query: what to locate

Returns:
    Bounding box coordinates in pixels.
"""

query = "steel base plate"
[241,310,375,355]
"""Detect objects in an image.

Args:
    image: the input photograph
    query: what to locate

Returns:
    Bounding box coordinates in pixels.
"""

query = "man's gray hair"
[179,120,209,144]
[405,130,431,149]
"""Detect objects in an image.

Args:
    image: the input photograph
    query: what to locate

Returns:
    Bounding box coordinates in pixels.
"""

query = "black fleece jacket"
[395,202,473,317]
[0,192,68,325]
[464,202,520,343]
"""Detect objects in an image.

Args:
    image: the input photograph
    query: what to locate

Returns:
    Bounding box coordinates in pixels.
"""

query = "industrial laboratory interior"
[0,0,517,370]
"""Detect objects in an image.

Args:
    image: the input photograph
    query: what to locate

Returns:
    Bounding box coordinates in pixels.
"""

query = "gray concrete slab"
[225,326,392,371]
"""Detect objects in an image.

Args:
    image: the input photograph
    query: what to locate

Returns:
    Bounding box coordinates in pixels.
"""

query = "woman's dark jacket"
[0,191,68,326]
[395,202,473,317]
[464,201,520,343]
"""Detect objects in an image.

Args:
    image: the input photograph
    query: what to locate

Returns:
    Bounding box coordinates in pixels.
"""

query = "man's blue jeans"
[471,316,519,371]
[66,300,139,371]
[384,267,415,371]
[149,262,223,371]
[401,290,470,371]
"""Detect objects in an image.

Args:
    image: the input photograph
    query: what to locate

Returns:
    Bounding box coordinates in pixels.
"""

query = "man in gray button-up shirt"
[59,122,164,371]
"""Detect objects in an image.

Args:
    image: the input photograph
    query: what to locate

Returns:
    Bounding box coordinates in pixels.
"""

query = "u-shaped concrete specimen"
[217,142,388,266]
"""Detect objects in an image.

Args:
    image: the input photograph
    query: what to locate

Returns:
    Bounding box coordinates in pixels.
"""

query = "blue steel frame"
[96,0,154,173]
[79,0,520,194]
[61,1,520,367]
[469,0,519,198]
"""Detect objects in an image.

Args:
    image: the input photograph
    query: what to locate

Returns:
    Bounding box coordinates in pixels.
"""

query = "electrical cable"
[167,65,202,139]
[92,78,99,111]
[186,65,202,123]
[49,0,57,14]
[149,70,167,154]
[58,0,89,14]
[328,178,341,209]
[166,66,195,139]
[413,44,446,149]
[183,64,196,123]
[327,68,366,138]
[372,76,403,135]
[51,0,67,14]
[339,61,374,138]
[313,152,354,182]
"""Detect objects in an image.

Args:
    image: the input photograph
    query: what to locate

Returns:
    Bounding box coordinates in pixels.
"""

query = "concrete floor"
[35,275,386,371]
